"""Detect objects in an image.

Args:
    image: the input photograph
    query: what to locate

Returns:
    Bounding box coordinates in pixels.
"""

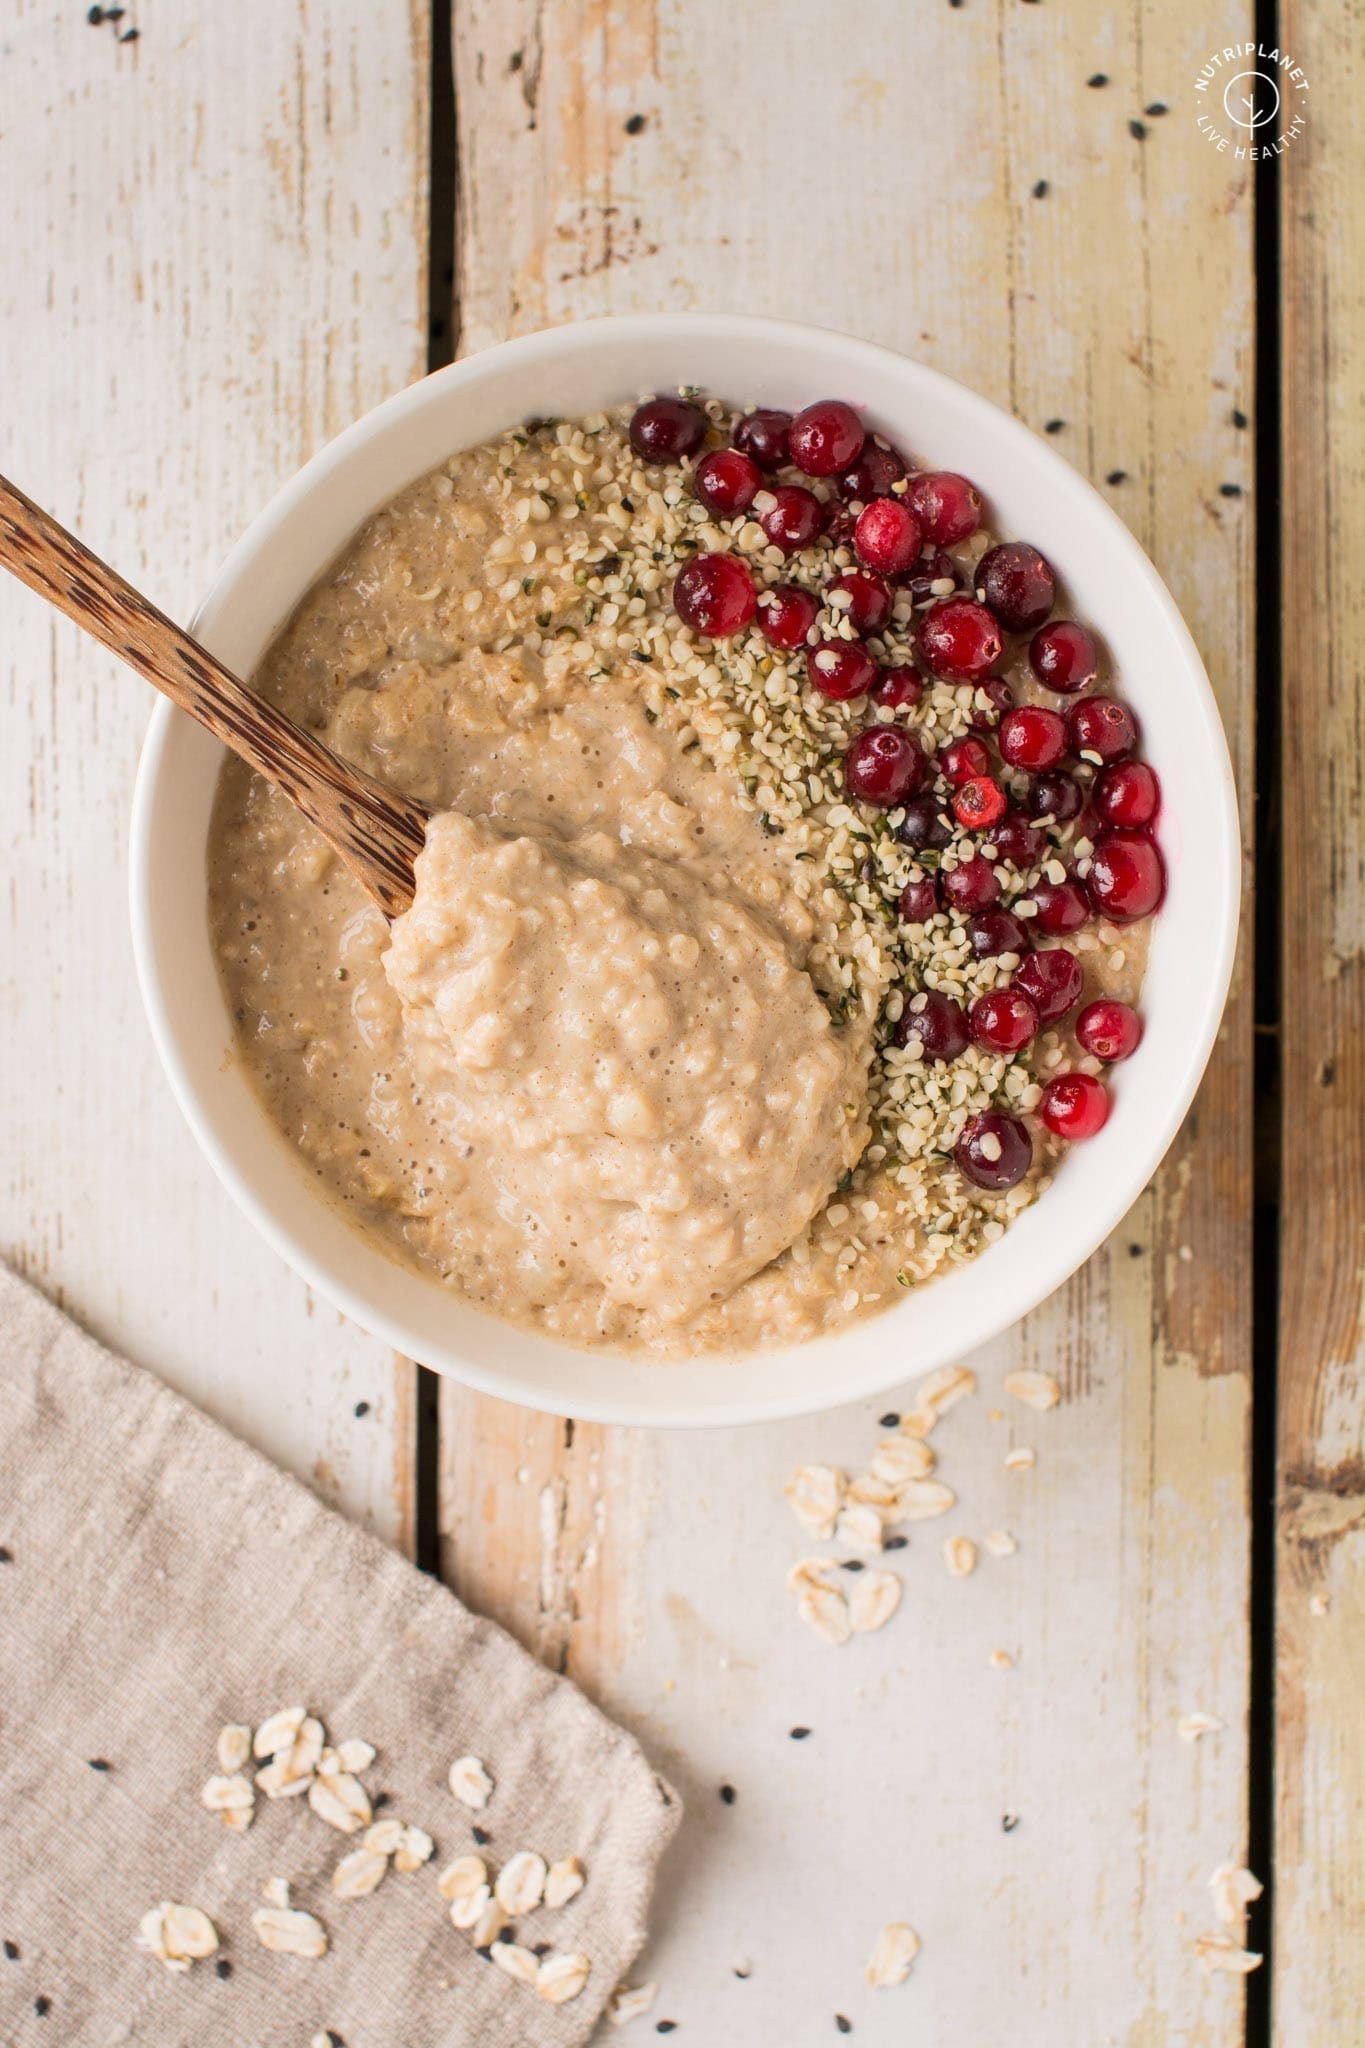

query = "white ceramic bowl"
[130,313,1239,1427]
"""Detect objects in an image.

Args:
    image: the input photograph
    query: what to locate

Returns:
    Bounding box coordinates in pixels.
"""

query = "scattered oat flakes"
[784,1463,845,1539]
[544,1856,586,1909]
[1004,1446,1037,1470]
[846,1473,901,1514]
[989,1649,1015,1670]
[797,1579,853,1645]
[849,1570,902,1632]
[394,1825,435,1873]
[1178,1712,1224,1743]
[200,1773,254,1825]
[261,1876,291,1909]
[900,1366,976,1437]
[251,1906,329,1959]
[335,1737,376,1773]
[363,1818,405,1857]
[944,1535,977,1578]
[894,1477,956,1520]
[835,1502,885,1553]
[1004,1370,1061,1411]
[869,1436,935,1485]
[490,1939,540,1986]
[1194,1930,1262,1974]
[865,1921,920,1988]
[449,1883,493,1932]
[255,1757,314,1801]
[332,1845,389,1900]
[136,1902,219,1972]
[538,1951,592,2003]
[608,1980,658,2026]
[308,1770,371,1834]
[438,1854,488,1906]
[983,1529,1017,1557]
[470,1893,508,1947]
[496,1851,549,1916]
[1210,1864,1263,1926]
[786,1556,838,1596]
[448,1755,495,1811]
[216,1723,252,1774]
[253,1707,306,1760]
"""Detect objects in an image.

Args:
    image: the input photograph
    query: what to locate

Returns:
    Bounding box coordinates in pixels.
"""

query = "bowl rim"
[130,310,1241,1427]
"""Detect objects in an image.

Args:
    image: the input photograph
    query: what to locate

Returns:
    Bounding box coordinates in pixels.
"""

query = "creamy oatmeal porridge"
[209,393,1162,1358]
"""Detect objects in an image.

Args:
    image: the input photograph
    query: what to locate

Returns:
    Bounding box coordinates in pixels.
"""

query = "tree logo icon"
[1223,69,1281,131]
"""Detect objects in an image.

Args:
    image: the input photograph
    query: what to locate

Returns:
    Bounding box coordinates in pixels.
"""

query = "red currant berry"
[629,396,707,462]
[872,664,923,710]
[1013,946,1083,1024]
[918,598,1003,682]
[1031,879,1090,936]
[955,1110,1033,1190]
[953,775,1007,831]
[827,569,893,634]
[759,485,827,555]
[970,987,1040,1054]
[1094,760,1159,828]
[789,399,865,476]
[1041,1071,1111,1140]
[694,446,762,516]
[1086,830,1165,920]
[854,498,923,576]
[1029,619,1099,694]
[899,876,942,924]
[941,855,1001,914]
[895,989,970,1062]
[844,727,926,807]
[672,552,757,638]
[939,735,992,787]
[839,438,905,501]
[732,408,791,472]
[1076,999,1143,1062]
[903,471,982,546]
[998,705,1068,772]
[756,583,819,651]
[808,640,878,700]
[975,542,1056,632]
[1068,696,1138,762]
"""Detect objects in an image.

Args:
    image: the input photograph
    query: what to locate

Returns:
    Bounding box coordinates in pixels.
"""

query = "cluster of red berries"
[628,393,1163,1194]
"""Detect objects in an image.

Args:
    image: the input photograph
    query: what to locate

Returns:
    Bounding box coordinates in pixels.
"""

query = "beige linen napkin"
[0,1266,679,2046]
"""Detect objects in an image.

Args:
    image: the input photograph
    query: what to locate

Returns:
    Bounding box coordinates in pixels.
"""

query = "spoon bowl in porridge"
[133,314,1238,1416]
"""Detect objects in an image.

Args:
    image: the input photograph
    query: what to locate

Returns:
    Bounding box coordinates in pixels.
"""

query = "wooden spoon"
[0,472,429,917]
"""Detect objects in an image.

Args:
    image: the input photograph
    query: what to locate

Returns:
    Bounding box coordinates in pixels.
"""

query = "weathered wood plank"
[443,2,1256,2034]
[0,0,429,1546]
[1276,3,1365,2036]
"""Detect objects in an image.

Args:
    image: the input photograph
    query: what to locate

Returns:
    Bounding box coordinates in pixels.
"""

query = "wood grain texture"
[0,0,428,1544]
[1276,3,1365,2036]
[442,2,1258,2036]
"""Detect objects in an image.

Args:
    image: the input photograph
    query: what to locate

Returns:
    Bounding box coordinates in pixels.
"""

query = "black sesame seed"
[1145,100,1168,115]
[1129,118,1147,140]
[1219,482,1243,497]
[789,1726,812,1740]
[839,1558,865,1572]
[0,1545,12,1563]
[1002,1813,1020,1832]
[948,0,964,9]
[34,1997,51,2017]
[1088,72,1108,87]
[87,4,104,20]
[1045,418,1065,434]
[1129,1242,1145,1257]
[878,1411,900,1429]
[3,1940,19,1960]
[87,1757,111,1772]
[836,2017,853,2035]
[1106,469,1128,486]
[1032,178,1049,198]
[625,113,646,134]
[353,1400,371,1418]
[106,6,124,17]
[619,497,635,514]
[719,1783,736,1805]
[371,1791,391,1810]
[119,25,139,39]
[1233,408,1249,429]
[472,1824,491,1844]
[884,1534,908,1551]
[656,2024,679,2035]
[532,1941,553,1957]
[733,1963,751,1979]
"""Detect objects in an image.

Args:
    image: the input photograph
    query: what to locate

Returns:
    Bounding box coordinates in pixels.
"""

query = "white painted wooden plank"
[0,0,428,1545]
[445,3,1257,2038]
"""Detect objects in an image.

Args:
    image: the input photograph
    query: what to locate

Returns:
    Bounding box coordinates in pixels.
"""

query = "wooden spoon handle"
[0,471,428,917]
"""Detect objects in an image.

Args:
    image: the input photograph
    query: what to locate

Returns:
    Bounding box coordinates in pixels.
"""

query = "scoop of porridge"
[385,812,869,1324]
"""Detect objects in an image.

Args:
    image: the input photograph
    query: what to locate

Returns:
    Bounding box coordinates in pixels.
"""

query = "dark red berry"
[941,854,1000,914]
[895,989,969,1061]
[629,396,706,462]
[756,582,819,652]
[1094,760,1160,828]
[1068,696,1138,762]
[918,598,1003,682]
[1027,770,1083,824]
[899,876,941,924]
[899,549,963,603]
[1031,879,1090,936]
[939,736,991,786]
[1030,619,1099,695]
[975,542,1056,632]
[844,727,927,807]
[672,552,757,637]
[827,569,893,634]
[955,1110,1033,1190]
[1013,946,1083,1023]
[967,908,1029,959]
[732,408,791,473]
[855,498,923,576]
[969,676,1015,731]
[872,664,923,710]
[1076,999,1143,1062]
[839,438,905,502]
[993,808,1047,867]
[789,399,865,477]
[970,987,1040,1054]
[1086,830,1165,920]
[953,776,1007,831]
[998,705,1068,772]
[809,640,878,700]
[759,485,826,554]
[694,446,761,516]
[1041,1071,1110,1139]
[903,471,982,546]
[897,792,953,850]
